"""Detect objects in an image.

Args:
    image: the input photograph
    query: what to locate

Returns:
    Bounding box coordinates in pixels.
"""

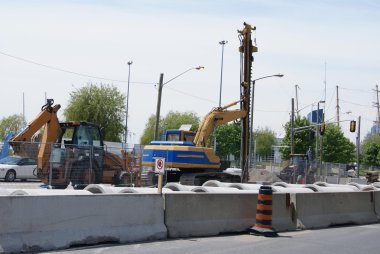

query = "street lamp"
[154,66,204,140]
[214,40,228,152]
[124,61,133,144]
[249,74,284,170]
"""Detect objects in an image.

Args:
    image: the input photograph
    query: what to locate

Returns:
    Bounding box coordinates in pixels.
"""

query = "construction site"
[0,6,380,252]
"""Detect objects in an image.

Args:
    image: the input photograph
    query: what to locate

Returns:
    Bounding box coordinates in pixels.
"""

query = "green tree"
[215,123,241,159]
[321,124,355,163]
[64,83,125,142]
[253,127,276,158]
[280,116,313,160]
[140,111,200,145]
[0,114,25,140]
[361,134,380,168]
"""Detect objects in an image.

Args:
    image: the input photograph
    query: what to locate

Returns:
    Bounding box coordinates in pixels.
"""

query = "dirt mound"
[249,169,282,183]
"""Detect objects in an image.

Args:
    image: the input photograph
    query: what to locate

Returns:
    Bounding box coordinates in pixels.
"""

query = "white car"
[0,156,38,182]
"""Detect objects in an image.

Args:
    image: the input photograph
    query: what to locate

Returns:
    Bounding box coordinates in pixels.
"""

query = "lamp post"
[316,100,325,176]
[154,66,204,140]
[249,74,284,170]
[213,40,228,152]
[124,61,133,144]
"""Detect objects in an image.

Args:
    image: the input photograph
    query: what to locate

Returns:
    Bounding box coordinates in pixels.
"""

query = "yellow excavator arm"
[193,100,247,147]
[10,99,61,173]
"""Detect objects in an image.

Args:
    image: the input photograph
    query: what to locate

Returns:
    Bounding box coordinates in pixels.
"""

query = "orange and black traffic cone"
[249,185,278,237]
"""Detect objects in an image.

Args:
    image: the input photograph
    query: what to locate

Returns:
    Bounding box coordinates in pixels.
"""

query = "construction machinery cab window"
[74,125,103,147]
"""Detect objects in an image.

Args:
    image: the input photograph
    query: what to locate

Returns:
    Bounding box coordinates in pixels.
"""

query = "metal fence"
[8,141,142,188]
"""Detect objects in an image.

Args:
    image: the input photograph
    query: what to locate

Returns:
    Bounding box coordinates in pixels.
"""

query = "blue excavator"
[141,22,257,186]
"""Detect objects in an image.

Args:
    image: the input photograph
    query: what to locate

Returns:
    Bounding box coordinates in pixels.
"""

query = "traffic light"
[350,120,356,132]
[319,123,326,135]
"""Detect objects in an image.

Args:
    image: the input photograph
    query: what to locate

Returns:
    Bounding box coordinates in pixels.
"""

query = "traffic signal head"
[319,123,326,135]
[350,120,356,132]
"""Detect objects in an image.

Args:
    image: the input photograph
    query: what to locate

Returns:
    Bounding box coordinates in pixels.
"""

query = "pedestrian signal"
[350,121,356,132]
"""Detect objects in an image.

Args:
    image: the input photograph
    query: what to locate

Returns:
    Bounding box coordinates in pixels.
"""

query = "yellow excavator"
[10,99,134,188]
[141,22,257,186]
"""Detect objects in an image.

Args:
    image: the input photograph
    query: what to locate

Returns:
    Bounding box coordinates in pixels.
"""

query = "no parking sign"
[155,158,165,175]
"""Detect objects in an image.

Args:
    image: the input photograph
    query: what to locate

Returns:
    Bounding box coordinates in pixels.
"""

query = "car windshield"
[0,156,22,165]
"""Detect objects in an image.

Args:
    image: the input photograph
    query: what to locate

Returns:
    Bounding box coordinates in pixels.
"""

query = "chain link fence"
[8,141,142,188]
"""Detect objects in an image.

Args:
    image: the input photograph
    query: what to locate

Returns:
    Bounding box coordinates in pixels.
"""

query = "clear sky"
[0,0,379,145]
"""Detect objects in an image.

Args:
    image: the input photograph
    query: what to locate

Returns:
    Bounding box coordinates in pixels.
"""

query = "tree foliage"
[361,134,380,167]
[280,116,313,160]
[253,127,276,157]
[0,114,25,140]
[215,123,241,159]
[64,83,125,142]
[321,124,355,163]
[139,111,200,145]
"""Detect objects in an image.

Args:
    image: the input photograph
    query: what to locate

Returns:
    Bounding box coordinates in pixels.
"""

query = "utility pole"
[374,85,380,133]
[336,85,340,127]
[356,116,361,177]
[124,61,133,144]
[295,85,300,117]
[291,98,294,154]
[154,73,164,141]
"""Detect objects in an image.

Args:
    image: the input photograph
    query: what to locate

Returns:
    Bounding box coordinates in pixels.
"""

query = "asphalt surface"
[43,224,380,254]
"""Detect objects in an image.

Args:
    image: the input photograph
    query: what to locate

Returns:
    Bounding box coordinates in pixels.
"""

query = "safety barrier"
[164,193,257,238]
[0,194,166,253]
[84,184,173,194]
[291,191,378,229]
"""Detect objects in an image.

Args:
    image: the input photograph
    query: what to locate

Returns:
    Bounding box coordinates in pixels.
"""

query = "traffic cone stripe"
[256,204,272,211]
[255,214,272,220]
[258,194,272,201]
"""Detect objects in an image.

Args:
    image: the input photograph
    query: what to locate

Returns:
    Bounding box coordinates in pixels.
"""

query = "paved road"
[0,180,43,189]
[43,224,380,254]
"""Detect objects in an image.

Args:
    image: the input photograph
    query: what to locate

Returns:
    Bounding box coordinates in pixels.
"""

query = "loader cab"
[162,130,196,142]
[52,122,105,179]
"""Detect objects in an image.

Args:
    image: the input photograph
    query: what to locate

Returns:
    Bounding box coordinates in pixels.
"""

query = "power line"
[339,86,372,94]
[165,86,217,104]
[340,99,372,107]
[0,50,155,85]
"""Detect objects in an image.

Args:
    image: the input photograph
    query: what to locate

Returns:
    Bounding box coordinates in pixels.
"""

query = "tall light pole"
[249,74,284,170]
[213,40,228,152]
[218,40,228,107]
[124,61,133,144]
[154,66,204,140]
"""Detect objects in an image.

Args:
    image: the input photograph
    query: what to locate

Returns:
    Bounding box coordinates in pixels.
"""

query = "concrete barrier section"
[292,192,378,229]
[272,193,297,231]
[373,191,380,219]
[164,193,257,238]
[164,192,296,237]
[0,194,166,253]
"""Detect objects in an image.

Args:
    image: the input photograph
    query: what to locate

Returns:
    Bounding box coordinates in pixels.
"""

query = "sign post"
[155,158,165,194]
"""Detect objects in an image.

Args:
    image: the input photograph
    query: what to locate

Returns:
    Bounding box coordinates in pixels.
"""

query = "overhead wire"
[0,50,155,85]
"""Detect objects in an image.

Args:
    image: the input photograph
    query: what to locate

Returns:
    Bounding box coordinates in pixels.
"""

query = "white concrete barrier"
[164,183,195,191]
[291,192,378,229]
[304,184,356,192]
[273,186,314,193]
[10,189,92,195]
[164,193,257,237]
[0,188,11,196]
[191,186,241,193]
[272,193,297,231]
[373,191,380,219]
[118,187,173,193]
[348,183,375,191]
[0,194,166,253]
[164,192,295,237]
[202,180,231,187]
[272,182,306,188]
[228,183,262,190]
